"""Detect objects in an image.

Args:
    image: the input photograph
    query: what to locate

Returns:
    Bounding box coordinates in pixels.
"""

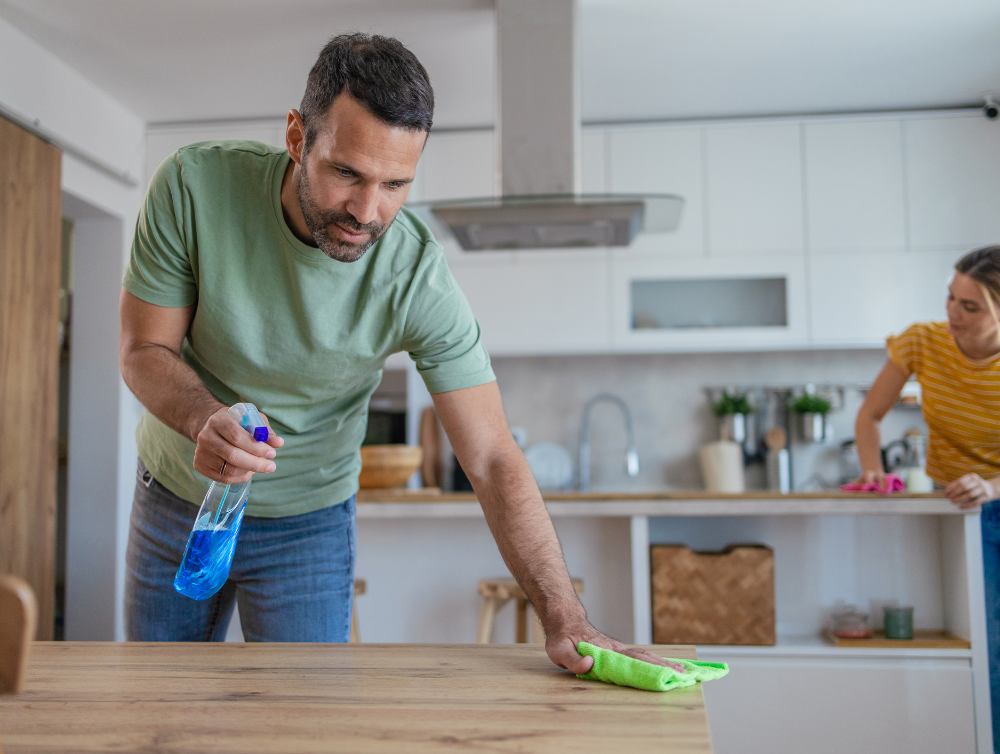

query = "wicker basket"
[651,543,775,646]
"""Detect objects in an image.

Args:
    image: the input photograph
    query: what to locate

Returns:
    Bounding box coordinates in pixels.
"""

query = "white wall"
[0,16,145,640]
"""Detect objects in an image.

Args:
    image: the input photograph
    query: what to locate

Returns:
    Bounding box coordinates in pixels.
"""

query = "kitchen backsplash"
[490,349,926,491]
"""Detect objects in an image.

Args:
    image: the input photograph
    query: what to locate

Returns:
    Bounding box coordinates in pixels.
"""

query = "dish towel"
[575,642,729,692]
[839,474,905,494]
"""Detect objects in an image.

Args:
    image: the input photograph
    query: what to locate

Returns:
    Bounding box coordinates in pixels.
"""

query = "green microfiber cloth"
[575,642,729,692]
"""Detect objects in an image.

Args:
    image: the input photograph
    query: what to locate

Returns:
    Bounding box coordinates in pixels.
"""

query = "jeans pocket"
[137,458,156,490]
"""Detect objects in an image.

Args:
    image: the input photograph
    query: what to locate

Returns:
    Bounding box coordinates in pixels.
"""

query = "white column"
[631,515,651,644]
[965,511,993,754]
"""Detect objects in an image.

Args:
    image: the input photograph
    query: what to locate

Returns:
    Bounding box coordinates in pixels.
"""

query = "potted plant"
[713,390,754,443]
[791,393,832,443]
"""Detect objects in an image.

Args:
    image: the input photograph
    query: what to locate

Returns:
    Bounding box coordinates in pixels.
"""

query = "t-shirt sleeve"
[886,323,925,377]
[401,247,495,394]
[122,153,198,308]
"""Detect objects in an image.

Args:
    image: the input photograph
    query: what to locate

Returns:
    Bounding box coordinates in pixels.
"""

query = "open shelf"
[696,634,973,660]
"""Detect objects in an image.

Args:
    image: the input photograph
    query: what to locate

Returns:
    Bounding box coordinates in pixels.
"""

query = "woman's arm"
[853,359,909,486]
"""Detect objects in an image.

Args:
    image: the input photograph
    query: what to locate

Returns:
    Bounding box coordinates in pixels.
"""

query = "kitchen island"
[355,489,987,754]
[0,642,710,753]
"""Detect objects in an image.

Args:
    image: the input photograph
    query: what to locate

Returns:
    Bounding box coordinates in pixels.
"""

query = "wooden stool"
[476,577,583,644]
[349,578,366,644]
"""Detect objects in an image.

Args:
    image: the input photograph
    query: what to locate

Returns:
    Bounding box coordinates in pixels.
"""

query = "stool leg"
[477,597,498,644]
[516,599,529,643]
[530,605,545,644]
[350,598,359,643]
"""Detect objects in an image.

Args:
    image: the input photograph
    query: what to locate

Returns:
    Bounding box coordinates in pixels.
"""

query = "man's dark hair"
[300,33,434,148]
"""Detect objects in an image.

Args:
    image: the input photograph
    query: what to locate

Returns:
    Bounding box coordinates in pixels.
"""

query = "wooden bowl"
[359,445,424,489]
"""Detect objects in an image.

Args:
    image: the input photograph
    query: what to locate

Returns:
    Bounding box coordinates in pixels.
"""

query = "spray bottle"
[173,402,268,600]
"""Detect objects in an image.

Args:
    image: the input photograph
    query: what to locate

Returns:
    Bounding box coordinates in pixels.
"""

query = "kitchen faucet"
[578,393,639,491]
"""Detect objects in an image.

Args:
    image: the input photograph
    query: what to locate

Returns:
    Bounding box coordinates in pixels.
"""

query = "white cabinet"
[581,128,607,193]
[415,130,495,202]
[609,125,705,257]
[701,656,976,754]
[804,118,907,253]
[905,114,1000,250]
[450,250,611,355]
[704,123,804,256]
[402,111,999,355]
[610,253,808,351]
[808,250,958,346]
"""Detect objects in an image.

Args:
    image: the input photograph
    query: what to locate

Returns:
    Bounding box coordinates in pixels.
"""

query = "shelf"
[696,634,972,660]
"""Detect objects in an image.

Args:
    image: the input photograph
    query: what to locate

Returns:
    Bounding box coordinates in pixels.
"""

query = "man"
[121,33,677,675]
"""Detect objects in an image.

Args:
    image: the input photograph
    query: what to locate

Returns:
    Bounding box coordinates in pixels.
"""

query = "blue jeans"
[981,500,1000,750]
[125,459,356,642]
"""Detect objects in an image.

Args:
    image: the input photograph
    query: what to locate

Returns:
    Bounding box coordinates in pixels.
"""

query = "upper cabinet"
[803,118,906,253]
[415,130,495,202]
[608,125,705,257]
[904,115,1000,251]
[704,123,804,256]
[398,110,999,355]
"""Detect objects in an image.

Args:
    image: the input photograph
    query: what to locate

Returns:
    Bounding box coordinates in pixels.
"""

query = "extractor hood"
[417,0,683,251]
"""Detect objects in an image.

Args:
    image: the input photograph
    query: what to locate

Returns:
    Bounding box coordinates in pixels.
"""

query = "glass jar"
[830,605,872,639]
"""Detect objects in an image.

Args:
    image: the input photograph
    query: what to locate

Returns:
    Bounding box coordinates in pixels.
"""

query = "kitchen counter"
[0,642,711,754]
[349,489,987,752]
[356,489,957,517]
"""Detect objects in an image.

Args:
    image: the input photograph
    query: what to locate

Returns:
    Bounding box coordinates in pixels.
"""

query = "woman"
[854,244,1000,743]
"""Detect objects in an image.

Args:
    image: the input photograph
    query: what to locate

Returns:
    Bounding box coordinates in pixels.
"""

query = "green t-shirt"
[124,140,494,517]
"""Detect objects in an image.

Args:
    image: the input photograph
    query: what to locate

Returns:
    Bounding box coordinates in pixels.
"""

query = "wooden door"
[0,116,61,640]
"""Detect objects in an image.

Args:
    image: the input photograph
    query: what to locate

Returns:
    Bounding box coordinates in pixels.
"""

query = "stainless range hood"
[420,0,683,251]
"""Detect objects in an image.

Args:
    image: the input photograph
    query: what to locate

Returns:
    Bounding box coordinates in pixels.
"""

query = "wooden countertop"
[358,488,944,502]
[355,489,964,518]
[0,642,711,753]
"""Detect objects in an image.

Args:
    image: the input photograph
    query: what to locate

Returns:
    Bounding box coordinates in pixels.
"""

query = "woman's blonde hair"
[956,245,1000,325]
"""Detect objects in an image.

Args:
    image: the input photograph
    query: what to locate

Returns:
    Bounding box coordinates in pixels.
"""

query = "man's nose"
[347,184,380,226]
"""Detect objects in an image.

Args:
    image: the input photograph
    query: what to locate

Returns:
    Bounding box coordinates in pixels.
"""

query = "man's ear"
[286,109,306,166]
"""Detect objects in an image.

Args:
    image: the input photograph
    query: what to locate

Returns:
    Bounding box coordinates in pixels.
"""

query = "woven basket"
[651,544,775,646]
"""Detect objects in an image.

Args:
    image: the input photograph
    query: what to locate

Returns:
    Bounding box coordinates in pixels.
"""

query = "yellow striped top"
[887,321,1000,485]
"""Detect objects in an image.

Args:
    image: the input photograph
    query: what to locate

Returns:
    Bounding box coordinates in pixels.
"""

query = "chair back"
[0,576,37,695]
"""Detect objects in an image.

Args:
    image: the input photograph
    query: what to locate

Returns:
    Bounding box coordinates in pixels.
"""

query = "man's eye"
[386,182,403,190]
[336,168,353,178]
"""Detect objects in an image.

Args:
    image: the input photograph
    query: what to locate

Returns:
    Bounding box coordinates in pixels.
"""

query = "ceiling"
[1,0,998,129]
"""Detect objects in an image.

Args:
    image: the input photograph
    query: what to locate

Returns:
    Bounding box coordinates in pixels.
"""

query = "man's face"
[294,94,426,262]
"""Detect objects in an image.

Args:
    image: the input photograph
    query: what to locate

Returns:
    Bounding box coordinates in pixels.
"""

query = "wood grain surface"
[0,116,61,641]
[0,642,712,753]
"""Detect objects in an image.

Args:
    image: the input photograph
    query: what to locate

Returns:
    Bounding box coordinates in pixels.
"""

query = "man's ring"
[220,460,228,476]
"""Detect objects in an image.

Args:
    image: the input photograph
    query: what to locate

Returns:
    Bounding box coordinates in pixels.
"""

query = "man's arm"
[119,288,282,483]
[432,381,683,673]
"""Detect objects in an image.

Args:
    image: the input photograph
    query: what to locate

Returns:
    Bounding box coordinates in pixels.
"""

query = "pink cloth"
[840,474,905,494]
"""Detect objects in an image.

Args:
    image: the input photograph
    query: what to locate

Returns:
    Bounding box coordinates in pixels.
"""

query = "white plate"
[524,443,574,490]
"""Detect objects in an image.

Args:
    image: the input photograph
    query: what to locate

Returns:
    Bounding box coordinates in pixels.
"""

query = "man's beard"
[297,165,389,263]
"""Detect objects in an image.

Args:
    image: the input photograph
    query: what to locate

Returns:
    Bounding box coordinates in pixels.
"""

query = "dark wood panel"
[0,116,62,641]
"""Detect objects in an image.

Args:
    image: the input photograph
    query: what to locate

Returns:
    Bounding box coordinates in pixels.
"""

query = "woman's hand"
[852,469,887,489]
[944,474,996,509]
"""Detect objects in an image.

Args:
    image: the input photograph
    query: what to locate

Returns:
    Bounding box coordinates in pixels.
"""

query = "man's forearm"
[472,448,586,632]
[122,344,224,443]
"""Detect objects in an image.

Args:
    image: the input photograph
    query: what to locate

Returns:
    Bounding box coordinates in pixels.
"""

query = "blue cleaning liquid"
[173,402,267,601]
[173,509,246,600]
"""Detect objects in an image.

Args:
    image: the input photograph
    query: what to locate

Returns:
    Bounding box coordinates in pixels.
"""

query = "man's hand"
[945,473,996,509]
[546,618,686,674]
[192,406,284,483]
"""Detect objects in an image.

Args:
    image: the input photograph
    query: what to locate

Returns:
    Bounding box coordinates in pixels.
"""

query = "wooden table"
[0,642,712,753]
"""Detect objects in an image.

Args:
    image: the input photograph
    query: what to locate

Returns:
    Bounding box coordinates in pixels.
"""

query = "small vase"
[799,412,825,443]
[719,413,746,443]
